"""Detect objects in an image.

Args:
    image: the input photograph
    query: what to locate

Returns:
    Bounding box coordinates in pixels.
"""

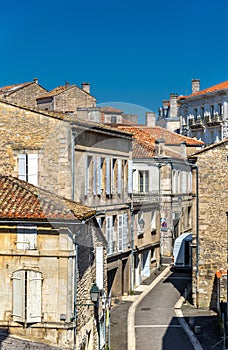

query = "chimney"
[180,141,186,158]
[65,81,70,88]
[192,79,200,94]
[81,82,90,94]
[169,93,178,118]
[33,77,38,84]
[155,138,165,155]
[146,112,156,127]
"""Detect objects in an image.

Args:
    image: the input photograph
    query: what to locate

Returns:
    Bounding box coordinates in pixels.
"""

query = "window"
[218,103,223,116]
[18,154,38,186]
[194,108,197,120]
[210,105,214,117]
[118,214,128,251]
[200,107,204,118]
[106,216,114,255]
[12,270,42,324]
[111,116,117,123]
[17,225,37,250]
[139,170,149,193]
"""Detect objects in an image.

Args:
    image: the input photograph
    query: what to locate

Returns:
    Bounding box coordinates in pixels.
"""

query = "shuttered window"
[12,270,42,324]
[17,225,37,250]
[18,154,38,186]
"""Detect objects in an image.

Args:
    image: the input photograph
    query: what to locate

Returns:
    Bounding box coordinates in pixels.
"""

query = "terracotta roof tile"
[117,125,203,146]
[100,107,123,114]
[37,84,95,100]
[0,175,95,221]
[180,80,228,99]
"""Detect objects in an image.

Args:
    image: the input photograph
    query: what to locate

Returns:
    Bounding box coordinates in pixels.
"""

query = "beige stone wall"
[37,86,96,113]
[0,101,72,199]
[0,221,103,349]
[4,84,46,108]
[191,142,228,308]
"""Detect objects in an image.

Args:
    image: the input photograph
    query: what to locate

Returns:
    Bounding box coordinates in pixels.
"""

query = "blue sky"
[1,0,228,123]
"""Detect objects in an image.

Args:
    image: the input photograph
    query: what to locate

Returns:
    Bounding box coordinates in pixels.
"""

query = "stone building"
[36,82,96,113]
[0,175,106,349]
[188,139,228,309]
[0,78,47,108]
[179,79,228,145]
[0,98,133,301]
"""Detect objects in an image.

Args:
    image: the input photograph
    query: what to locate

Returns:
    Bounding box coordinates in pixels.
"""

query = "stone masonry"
[190,140,228,309]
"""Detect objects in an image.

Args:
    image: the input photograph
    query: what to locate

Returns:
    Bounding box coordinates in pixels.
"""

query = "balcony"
[189,116,204,130]
[207,114,222,125]
[133,190,159,204]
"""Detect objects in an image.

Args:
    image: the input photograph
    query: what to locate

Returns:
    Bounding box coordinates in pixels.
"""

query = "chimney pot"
[33,78,38,84]
[146,112,156,127]
[192,79,200,94]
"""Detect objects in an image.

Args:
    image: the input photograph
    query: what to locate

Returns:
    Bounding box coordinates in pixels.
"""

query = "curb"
[175,298,203,350]
[127,265,171,350]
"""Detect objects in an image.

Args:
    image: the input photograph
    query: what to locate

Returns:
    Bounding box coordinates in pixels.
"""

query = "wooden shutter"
[128,160,133,194]
[18,154,26,181]
[28,154,38,186]
[117,159,122,194]
[97,157,101,195]
[118,215,123,251]
[12,270,25,322]
[123,213,128,250]
[106,158,111,195]
[27,270,42,323]
[96,246,103,290]
[93,156,97,195]
[17,226,29,250]
[85,155,88,195]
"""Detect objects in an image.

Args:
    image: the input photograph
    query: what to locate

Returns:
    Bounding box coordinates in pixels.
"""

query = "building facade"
[179,79,228,145]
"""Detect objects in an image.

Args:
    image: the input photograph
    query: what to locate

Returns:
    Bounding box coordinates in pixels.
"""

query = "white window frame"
[12,269,42,323]
[17,225,37,250]
[18,153,38,186]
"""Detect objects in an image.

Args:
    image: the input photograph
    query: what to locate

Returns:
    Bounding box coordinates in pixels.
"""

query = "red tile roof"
[117,125,204,146]
[37,84,95,100]
[0,82,33,94]
[117,126,186,159]
[0,175,96,221]
[100,107,123,114]
[180,80,228,99]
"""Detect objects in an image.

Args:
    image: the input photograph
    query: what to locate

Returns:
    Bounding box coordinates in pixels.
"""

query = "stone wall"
[191,141,228,308]
[37,86,96,113]
[4,83,46,108]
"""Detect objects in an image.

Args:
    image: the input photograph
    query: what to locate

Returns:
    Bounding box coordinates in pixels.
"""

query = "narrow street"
[135,269,193,350]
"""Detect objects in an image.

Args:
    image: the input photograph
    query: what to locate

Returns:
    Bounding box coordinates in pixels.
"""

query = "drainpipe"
[192,164,199,308]
[71,130,77,201]
[73,242,78,349]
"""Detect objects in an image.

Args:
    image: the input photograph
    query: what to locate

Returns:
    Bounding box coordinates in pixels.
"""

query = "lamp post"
[90,283,101,350]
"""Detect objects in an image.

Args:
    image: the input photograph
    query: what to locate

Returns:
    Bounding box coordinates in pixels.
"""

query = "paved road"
[135,269,193,350]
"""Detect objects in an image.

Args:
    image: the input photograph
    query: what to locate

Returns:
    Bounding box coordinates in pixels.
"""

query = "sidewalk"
[110,266,223,350]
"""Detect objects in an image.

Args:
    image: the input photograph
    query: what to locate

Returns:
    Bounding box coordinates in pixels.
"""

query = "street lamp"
[90,283,100,303]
